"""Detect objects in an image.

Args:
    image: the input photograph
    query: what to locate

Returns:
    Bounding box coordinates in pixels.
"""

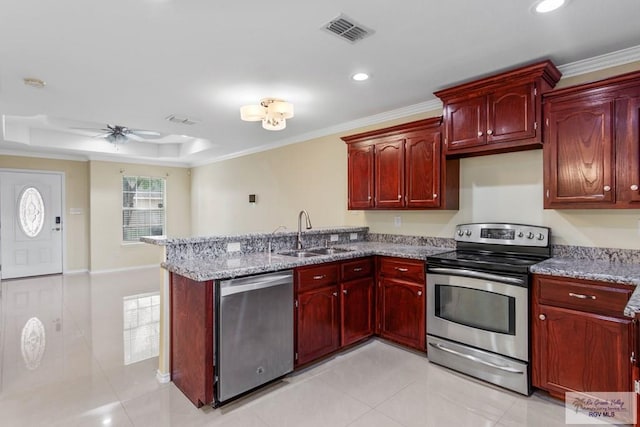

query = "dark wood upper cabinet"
[435,60,561,158]
[405,131,441,208]
[375,139,405,208]
[543,70,640,209]
[342,117,459,210]
[347,144,374,209]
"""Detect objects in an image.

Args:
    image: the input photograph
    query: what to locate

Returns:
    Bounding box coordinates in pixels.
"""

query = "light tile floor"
[0,268,585,426]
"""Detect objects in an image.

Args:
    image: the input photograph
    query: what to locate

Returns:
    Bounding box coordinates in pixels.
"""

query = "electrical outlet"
[330,234,339,242]
[349,233,358,240]
[394,216,402,227]
[227,242,241,252]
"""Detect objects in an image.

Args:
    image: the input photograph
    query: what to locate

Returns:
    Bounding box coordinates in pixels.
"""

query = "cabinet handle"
[332,291,338,297]
[343,289,348,295]
[313,275,326,280]
[477,131,483,137]
[368,195,372,200]
[604,185,611,192]
[433,193,438,199]
[353,267,363,272]
[417,290,423,296]
[569,292,596,300]
[486,129,493,135]
[539,314,546,320]
[395,267,409,272]
[398,195,402,199]
[631,184,639,191]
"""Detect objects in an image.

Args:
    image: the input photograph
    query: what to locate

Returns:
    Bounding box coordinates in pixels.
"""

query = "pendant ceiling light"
[240,98,294,131]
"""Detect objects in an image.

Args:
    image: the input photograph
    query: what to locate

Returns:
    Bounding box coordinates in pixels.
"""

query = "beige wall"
[0,155,90,271]
[190,113,438,235]
[89,161,191,271]
[191,61,640,250]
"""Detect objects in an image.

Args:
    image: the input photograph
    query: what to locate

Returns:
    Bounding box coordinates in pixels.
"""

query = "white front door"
[0,171,63,279]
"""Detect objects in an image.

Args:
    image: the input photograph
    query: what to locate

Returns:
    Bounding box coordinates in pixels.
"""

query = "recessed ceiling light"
[23,77,46,88]
[352,72,369,81]
[534,0,566,13]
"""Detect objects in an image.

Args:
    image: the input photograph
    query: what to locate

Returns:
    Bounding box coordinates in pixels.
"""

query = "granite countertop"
[530,258,640,317]
[162,241,453,282]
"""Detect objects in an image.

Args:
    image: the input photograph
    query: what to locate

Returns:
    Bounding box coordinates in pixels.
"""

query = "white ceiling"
[1,0,639,167]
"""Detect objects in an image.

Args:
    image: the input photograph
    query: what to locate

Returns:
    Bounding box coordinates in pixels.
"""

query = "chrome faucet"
[267,225,286,253]
[297,210,312,250]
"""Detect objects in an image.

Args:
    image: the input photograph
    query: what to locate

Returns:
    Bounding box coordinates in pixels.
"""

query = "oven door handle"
[427,267,525,286]
[428,342,524,374]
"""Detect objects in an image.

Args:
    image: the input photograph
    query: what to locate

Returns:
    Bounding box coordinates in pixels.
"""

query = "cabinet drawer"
[341,258,373,281]
[378,257,425,283]
[536,275,632,317]
[296,264,339,292]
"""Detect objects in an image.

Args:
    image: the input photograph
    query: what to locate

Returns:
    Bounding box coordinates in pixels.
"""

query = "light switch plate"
[394,216,402,227]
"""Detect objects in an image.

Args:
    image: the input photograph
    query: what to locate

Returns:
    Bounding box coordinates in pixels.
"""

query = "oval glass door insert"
[19,187,45,237]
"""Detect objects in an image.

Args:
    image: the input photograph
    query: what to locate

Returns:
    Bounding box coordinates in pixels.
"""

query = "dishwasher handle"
[220,271,293,297]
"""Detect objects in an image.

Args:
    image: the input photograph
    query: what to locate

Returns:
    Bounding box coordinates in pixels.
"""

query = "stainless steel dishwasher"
[215,270,293,405]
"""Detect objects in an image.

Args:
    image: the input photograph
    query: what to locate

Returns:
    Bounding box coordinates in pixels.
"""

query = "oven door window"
[435,285,515,335]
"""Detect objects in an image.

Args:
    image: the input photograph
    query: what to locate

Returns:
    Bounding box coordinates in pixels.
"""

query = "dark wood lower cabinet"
[534,304,631,397]
[378,277,425,351]
[532,274,635,402]
[170,273,213,408]
[296,285,340,365]
[341,277,375,347]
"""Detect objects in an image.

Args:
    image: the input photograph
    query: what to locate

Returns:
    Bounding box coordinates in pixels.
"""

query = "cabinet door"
[444,97,485,152]
[374,139,405,208]
[341,277,374,347]
[378,278,425,350]
[405,131,441,208]
[296,285,340,365]
[347,145,374,209]
[534,304,632,396]
[487,83,536,144]
[544,97,615,207]
[616,94,640,205]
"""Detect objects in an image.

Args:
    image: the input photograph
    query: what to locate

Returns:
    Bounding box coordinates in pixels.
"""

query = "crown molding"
[190,99,443,166]
[557,45,640,78]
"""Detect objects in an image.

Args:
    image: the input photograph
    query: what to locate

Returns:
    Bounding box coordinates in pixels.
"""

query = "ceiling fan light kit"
[240,98,294,131]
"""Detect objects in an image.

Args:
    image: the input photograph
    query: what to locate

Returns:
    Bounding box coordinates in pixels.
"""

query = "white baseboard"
[63,269,89,275]
[156,369,171,384]
[89,264,161,275]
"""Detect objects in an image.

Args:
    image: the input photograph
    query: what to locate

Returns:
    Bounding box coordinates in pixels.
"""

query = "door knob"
[486,129,493,135]
[631,184,639,191]
[539,314,546,320]
[417,291,423,296]
[604,185,611,192]
[477,131,483,137]
[343,289,348,295]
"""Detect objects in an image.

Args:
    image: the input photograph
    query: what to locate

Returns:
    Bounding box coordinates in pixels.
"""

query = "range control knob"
[537,233,545,241]
[526,232,535,239]
[457,229,464,237]
[465,229,472,236]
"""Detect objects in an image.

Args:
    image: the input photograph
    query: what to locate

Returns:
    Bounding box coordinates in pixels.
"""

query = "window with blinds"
[122,176,165,242]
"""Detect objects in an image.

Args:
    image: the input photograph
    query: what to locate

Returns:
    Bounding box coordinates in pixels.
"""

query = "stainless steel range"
[426,223,551,395]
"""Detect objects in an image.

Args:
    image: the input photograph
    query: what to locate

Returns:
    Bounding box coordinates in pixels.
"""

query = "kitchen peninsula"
[144,227,640,413]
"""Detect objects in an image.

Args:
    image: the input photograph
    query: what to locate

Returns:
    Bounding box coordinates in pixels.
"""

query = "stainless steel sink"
[277,250,321,258]
[278,247,353,258]
[307,247,353,255]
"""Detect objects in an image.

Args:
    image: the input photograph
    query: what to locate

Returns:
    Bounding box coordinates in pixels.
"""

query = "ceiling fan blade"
[129,129,162,139]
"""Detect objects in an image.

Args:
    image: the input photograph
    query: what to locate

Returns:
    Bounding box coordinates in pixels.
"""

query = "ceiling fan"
[76,124,162,144]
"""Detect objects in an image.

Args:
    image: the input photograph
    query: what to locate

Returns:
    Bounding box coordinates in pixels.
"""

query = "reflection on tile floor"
[0,268,586,426]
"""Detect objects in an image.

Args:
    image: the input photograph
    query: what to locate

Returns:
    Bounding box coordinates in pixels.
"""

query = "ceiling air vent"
[165,114,200,125]
[322,14,374,44]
